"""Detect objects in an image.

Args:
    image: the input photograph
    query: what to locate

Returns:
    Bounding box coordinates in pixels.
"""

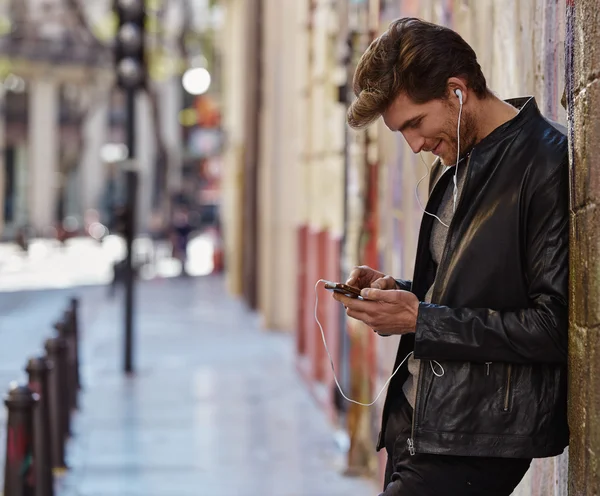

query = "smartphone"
[323,280,363,298]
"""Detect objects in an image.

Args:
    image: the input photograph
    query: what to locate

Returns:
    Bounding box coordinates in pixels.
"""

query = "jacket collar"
[427,97,541,195]
[473,96,539,153]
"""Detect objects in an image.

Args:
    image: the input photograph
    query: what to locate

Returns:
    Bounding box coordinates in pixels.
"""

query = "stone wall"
[566,0,600,494]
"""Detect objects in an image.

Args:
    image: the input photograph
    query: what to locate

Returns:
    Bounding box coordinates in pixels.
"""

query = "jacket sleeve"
[394,279,413,292]
[414,159,569,364]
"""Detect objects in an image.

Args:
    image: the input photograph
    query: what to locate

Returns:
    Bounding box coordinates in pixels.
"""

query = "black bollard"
[26,357,55,496]
[55,316,76,412]
[44,337,68,470]
[3,383,38,496]
[69,298,81,392]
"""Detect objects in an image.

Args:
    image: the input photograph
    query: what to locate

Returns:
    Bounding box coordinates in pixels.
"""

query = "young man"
[333,18,569,495]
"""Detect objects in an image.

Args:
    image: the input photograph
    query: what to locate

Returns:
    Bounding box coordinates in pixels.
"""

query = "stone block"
[571,78,600,210]
[573,0,600,94]
[568,327,589,495]
[587,326,600,493]
[571,204,600,328]
[569,324,588,439]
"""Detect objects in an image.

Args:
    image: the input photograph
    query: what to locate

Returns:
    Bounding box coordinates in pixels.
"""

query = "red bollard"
[27,357,55,496]
[55,315,76,412]
[69,298,81,392]
[3,384,38,496]
[44,337,68,470]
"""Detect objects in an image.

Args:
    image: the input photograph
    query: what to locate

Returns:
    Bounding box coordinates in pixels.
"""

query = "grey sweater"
[402,161,469,408]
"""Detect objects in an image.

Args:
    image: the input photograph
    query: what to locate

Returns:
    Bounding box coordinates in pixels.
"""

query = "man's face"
[382,91,476,166]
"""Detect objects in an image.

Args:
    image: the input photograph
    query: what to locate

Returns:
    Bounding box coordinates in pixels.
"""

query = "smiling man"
[334,18,569,496]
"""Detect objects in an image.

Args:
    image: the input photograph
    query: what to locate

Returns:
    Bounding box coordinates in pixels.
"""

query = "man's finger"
[361,287,400,302]
[370,277,393,290]
[371,275,397,290]
[346,307,371,324]
[333,291,355,306]
[346,267,363,286]
[333,292,373,312]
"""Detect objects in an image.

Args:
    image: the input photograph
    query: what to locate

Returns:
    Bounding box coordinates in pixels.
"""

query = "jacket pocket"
[503,364,513,412]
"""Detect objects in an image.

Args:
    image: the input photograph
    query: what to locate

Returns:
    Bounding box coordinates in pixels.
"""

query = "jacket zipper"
[485,362,492,375]
[405,155,474,457]
[407,360,423,456]
[503,364,513,411]
[406,155,474,455]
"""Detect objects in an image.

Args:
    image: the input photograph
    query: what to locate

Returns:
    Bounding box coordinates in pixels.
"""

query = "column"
[221,0,248,296]
[159,77,183,196]
[80,94,109,215]
[135,90,155,233]
[28,79,59,234]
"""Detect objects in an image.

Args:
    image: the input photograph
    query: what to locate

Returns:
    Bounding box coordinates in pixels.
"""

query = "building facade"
[0,0,186,239]
[221,0,597,493]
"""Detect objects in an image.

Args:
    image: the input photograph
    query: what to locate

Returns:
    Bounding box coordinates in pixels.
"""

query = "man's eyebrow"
[397,114,425,132]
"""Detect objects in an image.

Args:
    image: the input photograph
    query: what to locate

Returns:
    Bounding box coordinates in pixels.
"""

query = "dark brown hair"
[347,18,490,129]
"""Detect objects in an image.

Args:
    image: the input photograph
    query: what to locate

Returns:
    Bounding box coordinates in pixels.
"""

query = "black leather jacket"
[377,97,569,458]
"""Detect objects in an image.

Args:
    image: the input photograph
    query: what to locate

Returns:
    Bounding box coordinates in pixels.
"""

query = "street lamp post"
[114,0,146,374]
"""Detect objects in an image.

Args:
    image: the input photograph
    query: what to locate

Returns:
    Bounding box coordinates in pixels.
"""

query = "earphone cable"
[314,280,413,407]
[453,95,463,213]
[416,155,450,228]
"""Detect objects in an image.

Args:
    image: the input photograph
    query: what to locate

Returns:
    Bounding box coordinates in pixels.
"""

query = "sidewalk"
[57,276,378,496]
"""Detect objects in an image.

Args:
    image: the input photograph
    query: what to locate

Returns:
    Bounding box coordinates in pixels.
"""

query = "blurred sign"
[194,95,221,127]
[187,128,223,158]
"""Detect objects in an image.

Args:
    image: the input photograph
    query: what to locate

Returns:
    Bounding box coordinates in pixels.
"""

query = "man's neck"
[474,95,520,144]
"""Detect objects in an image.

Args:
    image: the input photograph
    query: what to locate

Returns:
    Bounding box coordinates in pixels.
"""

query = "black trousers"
[380,395,532,496]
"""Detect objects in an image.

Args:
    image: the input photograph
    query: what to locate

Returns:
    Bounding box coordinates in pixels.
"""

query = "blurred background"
[0,0,596,495]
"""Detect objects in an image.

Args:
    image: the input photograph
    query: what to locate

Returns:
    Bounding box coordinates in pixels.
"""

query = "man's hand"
[332,288,419,335]
[346,265,398,291]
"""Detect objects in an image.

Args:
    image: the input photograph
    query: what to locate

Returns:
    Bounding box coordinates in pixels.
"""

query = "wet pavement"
[0,285,108,477]
[46,276,378,495]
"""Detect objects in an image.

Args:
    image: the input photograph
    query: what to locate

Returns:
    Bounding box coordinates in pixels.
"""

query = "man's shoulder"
[524,115,569,189]
[543,117,567,137]
[527,112,568,163]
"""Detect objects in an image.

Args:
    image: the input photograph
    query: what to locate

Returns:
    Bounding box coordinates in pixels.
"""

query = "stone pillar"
[135,90,155,233]
[566,0,600,494]
[159,78,183,196]
[80,95,109,215]
[257,0,300,330]
[28,80,58,234]
[221,0,248,296]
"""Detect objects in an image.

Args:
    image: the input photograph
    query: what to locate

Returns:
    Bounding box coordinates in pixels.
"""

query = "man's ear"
[447,77,468,105]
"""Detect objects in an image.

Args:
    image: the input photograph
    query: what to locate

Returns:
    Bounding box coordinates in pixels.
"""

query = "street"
[0,234,216,292]
[0,243,377,495]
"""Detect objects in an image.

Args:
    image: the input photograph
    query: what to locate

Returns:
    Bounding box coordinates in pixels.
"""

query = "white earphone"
[455,88,463,105]
[415,87,464,226]
[452,88,463,212]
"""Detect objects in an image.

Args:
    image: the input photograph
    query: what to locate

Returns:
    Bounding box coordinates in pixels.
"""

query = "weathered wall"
[222,0,599,491]
[376,1,570,494]
[566,0,600,494]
